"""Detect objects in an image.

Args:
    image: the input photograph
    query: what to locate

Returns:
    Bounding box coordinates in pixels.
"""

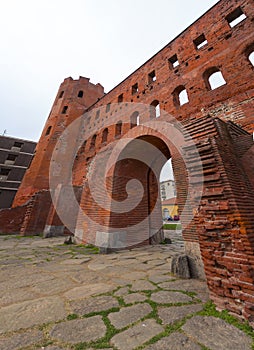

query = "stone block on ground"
[171,255,190,279]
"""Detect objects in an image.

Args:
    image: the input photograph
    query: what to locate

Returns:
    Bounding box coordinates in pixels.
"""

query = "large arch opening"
[108,134,179,248]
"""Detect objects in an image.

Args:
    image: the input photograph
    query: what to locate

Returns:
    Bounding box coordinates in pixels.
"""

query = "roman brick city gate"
[0,0,254,325]
[66,113,253,325]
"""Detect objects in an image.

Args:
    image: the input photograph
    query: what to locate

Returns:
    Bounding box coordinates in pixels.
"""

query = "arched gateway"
[0,0,254,326]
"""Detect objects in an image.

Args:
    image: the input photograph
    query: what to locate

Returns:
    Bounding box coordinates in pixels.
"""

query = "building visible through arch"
[0,0,254,325]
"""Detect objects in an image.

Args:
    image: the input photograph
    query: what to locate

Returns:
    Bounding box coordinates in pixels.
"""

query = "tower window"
[172,86,189,107]
[150,100,160,118]
[96,110,100,119]
[78,90,84,98]
[130,111,140,128]
[45,126,52,136]
[249,51,254,66]
[203,68,227,90]
[132,83,138,95]
[226,7,247,28]
[80,140,87,153]
[106,103,111,113]
[59,91,64,98]
[193,34,208,50]
[118,94,123,103]
[168,54,179,69]
[115,121,122,137]
[148,70,156,84]
[90,134,97,150]
[102,128,109,143]
[62,106,68,114]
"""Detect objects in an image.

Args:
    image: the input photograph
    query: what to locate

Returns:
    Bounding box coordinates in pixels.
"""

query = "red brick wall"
[0,205,26,234]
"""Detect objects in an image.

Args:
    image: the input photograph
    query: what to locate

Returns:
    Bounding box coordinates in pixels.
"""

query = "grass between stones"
[71,285,203,349]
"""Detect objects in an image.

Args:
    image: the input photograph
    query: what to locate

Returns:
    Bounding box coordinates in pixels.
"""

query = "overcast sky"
[0,0,219,180]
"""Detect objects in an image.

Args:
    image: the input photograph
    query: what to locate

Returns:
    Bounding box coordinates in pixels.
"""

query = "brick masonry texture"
[0,0,254,325]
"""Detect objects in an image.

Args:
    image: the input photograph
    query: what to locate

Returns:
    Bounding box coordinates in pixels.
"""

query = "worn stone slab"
[30,277,76,295]
[113,258,138,266]
[131,280,157,291]
[108,303,152,329]
[158,304,203,325]
[60,257,91,265]
[158,280,208,293]
[145,259,167,266]
[42,345,65,350]
[144,332,202,350]
[70,270,105,283]
[114,287,130,296]
[43,347,70,350]
[150,291,192,304]
[63,283,115,300]
[0,296,67,334]
[50,315,106,344]
[88,262,113,271]
[121,271,147,280]
[149,274,176,284]
[0,273,55,290]
[129,263,154,271]
[70,295,119,315]
[0,288,40,307]
[111,278,130,285]
[152,263,172,271]
[123,293,147,304]
[0,329,44,350]
[111,319,164,350]
[182,316,252,350]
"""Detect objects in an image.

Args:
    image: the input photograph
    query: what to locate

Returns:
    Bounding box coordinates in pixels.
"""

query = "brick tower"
[13,76,104,207]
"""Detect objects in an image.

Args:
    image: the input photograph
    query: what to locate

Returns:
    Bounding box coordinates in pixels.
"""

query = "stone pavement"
[0,233,253,350]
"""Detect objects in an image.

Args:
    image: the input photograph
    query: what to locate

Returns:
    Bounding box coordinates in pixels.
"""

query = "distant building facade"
[161,197,178,219]
[160,179,176,200]
[0,136,36,208]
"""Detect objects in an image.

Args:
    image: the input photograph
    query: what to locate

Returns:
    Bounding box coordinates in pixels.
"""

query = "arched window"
[102,128,108,143]
[130,111,140,128]
[45,126,52,136]
[172,86,189,107]
[90,134,97,150]
[80,140,86,153]
[115,121,122,137]
[59,91,64,99]
[78,90,84,98]
[203,67,226,90]
[248,52,254,66]
[150,100,160,119]
[62,105,68,114]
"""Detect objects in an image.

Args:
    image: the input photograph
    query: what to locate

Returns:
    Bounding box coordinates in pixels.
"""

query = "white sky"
[0,0,219,180]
